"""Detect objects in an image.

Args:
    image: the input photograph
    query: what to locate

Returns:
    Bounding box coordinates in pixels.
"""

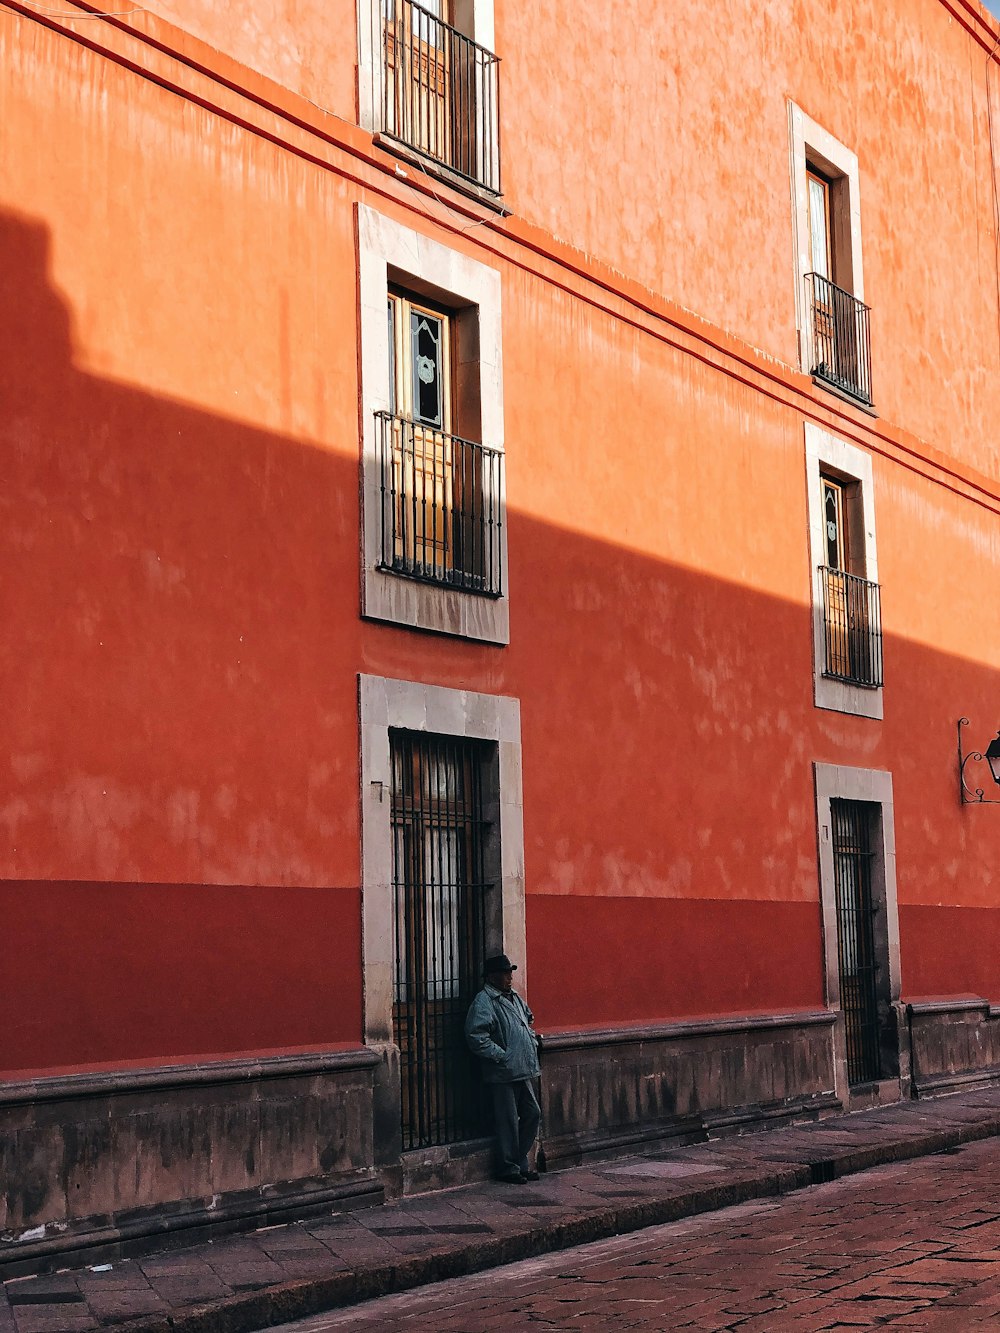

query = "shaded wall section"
[5,186,1000,1072]
[527,897,826,1029]
[0,882,361,1076]
[4,0,1000,1081]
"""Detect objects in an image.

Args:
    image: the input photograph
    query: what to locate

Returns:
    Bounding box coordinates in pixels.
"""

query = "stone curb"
[110,1108,1000,1333]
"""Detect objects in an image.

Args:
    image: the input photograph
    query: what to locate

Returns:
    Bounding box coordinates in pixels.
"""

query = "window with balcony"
[789,104,873,408]
[819,473,882,688]
[805,424,883,719]
[379,290,502,593]
[357,205,508,644]
[360,0,501,196]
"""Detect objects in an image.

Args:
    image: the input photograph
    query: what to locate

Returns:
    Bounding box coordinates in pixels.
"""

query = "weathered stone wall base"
[0,1050,382,1277]
[18,1002,1000,1273]
[539,1011,840,1168]
[908,997,1000,1098]
[396,1139,496,1197]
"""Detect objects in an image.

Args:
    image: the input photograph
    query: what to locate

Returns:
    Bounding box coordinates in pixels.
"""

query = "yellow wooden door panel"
[384,0,451,165]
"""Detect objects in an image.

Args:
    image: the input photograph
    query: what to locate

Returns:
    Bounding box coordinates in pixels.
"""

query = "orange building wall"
[2,0,1000,1075]
[142,0,358,126]
[499,0,1000,473]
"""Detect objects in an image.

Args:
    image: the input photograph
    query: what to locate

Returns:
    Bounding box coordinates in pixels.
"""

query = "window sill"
[374,132,506,212]
[377,561,503,601]
[821,673,881,690]
[814,680,884,721]
[363,564,510,645]
[810,374,878,418]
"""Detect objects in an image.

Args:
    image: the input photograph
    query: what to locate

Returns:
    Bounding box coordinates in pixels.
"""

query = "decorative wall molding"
[542,1008,836,1052]
[0,1047,379,1106]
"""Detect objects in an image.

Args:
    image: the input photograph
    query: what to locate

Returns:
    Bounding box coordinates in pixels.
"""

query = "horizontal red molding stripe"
[526,895,826,1030]
[899,904,1000,1002]
[0,881,362,1074]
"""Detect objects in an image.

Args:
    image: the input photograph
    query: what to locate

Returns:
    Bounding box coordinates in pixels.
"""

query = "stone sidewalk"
[6,1087,1000,1333]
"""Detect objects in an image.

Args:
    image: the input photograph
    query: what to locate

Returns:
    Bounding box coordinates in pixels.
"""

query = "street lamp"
[958,718,1000,805]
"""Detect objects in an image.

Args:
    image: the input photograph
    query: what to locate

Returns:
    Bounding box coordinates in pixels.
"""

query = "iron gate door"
[830,798,882,1086]
[390,730,490,1149]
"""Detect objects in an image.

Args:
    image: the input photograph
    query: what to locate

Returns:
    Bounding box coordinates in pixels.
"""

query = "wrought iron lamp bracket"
[958,718,1000,805]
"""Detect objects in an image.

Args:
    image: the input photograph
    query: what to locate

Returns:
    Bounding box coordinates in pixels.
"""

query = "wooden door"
[387,291,453,577]
[821,475,851,677]
[807,168,835,369]
[383,0,451,167]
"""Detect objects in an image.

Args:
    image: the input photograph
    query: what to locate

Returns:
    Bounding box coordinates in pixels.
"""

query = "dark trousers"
[490,1079,540,1175]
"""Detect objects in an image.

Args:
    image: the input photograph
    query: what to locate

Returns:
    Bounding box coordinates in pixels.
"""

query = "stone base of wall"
[0,1050,383,1277]
[908,996,1000,1098]
[539,1011,840,1169]
[7,1005,948,1274]
[395,1139,496,1197]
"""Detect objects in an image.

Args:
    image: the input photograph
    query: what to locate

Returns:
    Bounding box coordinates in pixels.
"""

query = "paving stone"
[142,1274,232,1304]
[84,1288,169,1319]
[9,1313,98,1333]
[4,1278,84,1302]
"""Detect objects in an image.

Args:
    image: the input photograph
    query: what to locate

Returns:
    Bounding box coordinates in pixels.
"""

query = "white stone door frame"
[358,673,525,1049]
[813,762,901,1106]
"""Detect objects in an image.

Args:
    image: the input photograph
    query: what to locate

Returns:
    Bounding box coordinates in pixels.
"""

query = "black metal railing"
[391,730,491,1150]
[831,799,882,1087]
[376,411,503,596]
[820,567,883,688]
[381,0,501,193]
[805,272,873,406]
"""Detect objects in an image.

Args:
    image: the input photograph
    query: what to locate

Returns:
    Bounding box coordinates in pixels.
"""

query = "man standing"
[465,953,541,1184]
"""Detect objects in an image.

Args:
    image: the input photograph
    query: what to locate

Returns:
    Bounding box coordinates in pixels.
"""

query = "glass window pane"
[387,298,397,413]
[808,175,830,279]
[823,481,842,568]
[424,830,460,999]
[411,311,444,426]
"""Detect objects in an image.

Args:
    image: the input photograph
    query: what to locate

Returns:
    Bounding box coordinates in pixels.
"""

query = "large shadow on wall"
[1,205,998,1074]
[0,207,366,1073]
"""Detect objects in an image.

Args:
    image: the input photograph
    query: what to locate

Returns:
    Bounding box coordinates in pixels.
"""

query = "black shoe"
[521,1169,540,1181]
[496,1169,526,1184]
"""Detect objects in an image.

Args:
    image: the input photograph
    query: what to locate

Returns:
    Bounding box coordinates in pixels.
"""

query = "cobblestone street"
[278,1138,1000,1331]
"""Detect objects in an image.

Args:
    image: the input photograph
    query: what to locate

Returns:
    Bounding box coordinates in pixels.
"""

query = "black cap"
[484,953,517,975]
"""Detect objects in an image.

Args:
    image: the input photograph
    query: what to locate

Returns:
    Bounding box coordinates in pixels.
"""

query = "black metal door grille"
[831,799,882,1086]
[390,730,491,1150]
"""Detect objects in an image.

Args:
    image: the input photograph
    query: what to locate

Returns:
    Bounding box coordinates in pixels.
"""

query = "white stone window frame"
[358,673,525,1048]
[805,422,882,720]
[813,763,901,1101]
[357,203,508,644]
[788,102,865,379]
[357,1,500,196]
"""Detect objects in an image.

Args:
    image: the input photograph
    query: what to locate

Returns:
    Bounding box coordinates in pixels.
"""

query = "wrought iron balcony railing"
[805,272,873,406]
[376,411,503,596]
[381,0,501,194]
[819,566,883,688]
